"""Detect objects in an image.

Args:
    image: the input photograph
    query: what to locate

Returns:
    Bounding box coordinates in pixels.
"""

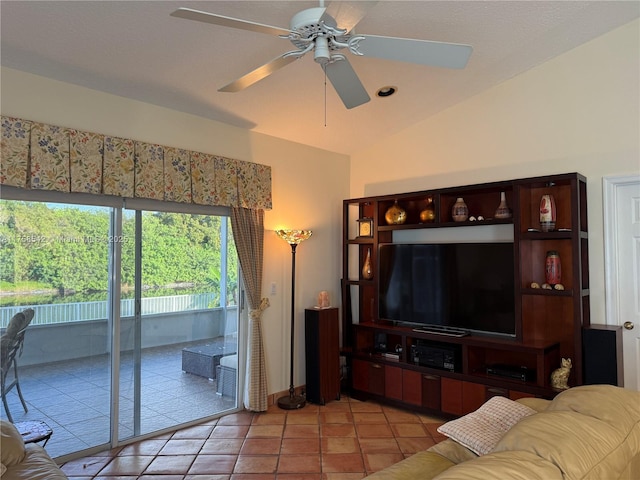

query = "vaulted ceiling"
[2,1,638,155]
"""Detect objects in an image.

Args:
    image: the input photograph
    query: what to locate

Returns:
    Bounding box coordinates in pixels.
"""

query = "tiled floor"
[2,340,237,459]
[61,395,448,479]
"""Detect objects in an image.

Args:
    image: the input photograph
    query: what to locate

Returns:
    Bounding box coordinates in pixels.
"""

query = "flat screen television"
[378,243,516,337]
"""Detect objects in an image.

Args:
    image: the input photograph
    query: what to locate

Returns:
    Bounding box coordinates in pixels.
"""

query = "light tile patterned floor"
[1,342,237,459]
[61,396,448,479]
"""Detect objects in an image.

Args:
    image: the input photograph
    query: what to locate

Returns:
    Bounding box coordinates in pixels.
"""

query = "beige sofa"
[1,420,67,480]
[365,385,640,480]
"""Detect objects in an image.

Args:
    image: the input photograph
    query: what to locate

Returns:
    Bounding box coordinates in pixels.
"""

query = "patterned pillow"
[437,396,537,455]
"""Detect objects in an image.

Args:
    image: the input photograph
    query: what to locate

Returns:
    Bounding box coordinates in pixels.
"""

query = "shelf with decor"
[341,173,588,415]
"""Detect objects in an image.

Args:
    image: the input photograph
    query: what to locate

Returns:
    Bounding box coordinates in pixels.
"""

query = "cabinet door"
[369,362,385,396]
[422,374,441,410]
[385,365,403,401]
[353,359,386,396]
[403,370,422,406]
[509,390,535,401]
[462,381,486,414]
[441,377,462,415]
[352,359,370,392]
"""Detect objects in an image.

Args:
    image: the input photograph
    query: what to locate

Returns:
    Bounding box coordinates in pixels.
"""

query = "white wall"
[0,67,350,396]
[350,19,640,330]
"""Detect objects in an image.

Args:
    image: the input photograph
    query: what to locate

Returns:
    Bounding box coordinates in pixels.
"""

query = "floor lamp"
[276,228,312,410]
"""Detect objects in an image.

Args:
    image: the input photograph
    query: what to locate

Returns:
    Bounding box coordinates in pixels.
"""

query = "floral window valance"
[0,116,272,210]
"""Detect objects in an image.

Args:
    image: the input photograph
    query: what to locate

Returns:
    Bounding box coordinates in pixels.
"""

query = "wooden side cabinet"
[305,308,340,405]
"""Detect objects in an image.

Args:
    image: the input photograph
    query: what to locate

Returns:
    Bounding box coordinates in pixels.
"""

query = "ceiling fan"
[170,2,472,109]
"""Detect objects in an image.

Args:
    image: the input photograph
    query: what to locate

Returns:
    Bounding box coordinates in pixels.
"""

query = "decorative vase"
[540,194,556,232]
[494,191,512,219]
[545,251,561,285]
[362,248,373,280]
[419,195,436,223]
[451,197,469,222]
[385,200,407,225]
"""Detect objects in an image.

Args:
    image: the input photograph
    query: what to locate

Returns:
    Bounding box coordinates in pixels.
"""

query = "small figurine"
[551,358,572,390]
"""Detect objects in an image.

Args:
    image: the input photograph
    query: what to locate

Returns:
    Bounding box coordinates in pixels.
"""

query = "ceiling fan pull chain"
[324,65,327,127]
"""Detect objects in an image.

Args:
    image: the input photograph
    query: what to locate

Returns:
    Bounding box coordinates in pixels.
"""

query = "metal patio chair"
[1,309,34,422]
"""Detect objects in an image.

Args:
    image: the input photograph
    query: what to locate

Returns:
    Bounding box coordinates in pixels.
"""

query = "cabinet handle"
[423,375,439,380]
[371,363,383,369]
[487,387,507,395]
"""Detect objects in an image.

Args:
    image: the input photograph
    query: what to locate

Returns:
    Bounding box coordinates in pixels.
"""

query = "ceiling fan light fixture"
[376,86,397,98]
[314,36,331,65]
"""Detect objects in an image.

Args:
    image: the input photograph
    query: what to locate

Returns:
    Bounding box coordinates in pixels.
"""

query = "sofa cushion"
[2,444,67,480]
[437,396,537,455]
[493,385,640,480]
[364,450,455,480]
[433,450,563,480]
[0,421,25,466]
[427,438,478,465]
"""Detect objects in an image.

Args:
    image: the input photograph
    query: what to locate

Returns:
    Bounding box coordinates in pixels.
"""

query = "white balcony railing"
[0,292,221,327]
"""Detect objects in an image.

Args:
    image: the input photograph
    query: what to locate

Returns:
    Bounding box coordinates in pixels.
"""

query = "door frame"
[603,173,640,326]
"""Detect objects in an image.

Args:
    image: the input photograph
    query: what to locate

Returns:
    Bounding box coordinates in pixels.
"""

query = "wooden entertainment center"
[341,173,589,416]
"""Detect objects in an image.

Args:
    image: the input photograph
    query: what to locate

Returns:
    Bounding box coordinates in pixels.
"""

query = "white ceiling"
[1,1,638,156]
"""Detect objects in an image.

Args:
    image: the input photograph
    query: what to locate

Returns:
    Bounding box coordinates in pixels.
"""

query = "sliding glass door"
[0,201,113,458]
[1,196,241,457]
[118,209,239,441]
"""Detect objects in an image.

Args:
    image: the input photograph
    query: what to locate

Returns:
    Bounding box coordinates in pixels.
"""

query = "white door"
[604,174,640,391]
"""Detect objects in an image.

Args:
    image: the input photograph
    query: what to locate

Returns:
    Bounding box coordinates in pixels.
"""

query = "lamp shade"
[276,229,312,245]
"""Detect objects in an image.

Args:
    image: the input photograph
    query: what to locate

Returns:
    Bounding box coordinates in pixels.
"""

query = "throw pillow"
[437,396,537,455]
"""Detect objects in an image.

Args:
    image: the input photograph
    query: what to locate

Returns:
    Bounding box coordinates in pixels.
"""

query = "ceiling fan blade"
[356,34,472,69]
[324,58,370,109]
[325,1,378,33]
[219,55,299,93]
[170,8,293,37]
